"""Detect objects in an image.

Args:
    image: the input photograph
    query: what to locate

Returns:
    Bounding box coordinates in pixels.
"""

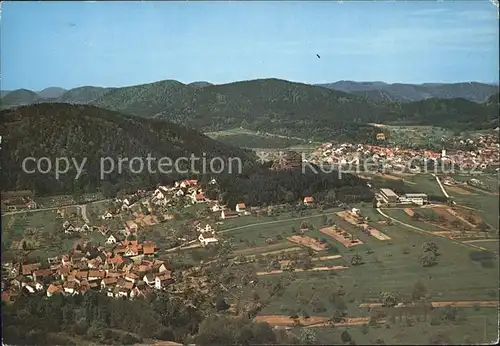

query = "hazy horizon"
[1,1,498,90]
[2,78,500,94]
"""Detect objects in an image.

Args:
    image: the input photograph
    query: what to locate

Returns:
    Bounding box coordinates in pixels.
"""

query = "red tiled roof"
[47,284,62,294]
[33,269,52,277]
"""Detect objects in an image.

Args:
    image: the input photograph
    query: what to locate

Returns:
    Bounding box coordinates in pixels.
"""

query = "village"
[1,178,266,302]
[304,130,500,173]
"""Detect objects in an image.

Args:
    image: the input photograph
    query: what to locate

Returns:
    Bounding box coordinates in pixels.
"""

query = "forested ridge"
[2,79,497,143]
[1,103,372,205]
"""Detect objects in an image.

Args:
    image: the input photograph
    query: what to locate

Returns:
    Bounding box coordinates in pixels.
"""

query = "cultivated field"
[287,235,327,251]
[320,226,364,248]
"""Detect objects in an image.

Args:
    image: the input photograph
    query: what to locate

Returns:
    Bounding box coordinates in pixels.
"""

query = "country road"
[376,208,493,253]
[79,204,90,224]
[431,173,452,200]
[2,199,113,216]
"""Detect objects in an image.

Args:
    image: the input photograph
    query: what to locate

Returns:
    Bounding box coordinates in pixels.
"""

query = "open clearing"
[446,185,476,195]
[233,242,296,256]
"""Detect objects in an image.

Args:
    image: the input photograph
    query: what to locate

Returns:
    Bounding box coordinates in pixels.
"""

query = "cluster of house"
[1,240,174,304]
[443,176,489,190]
[2,190,37,211]
[310,141,499,172]
[377,188,428,206]
[148,179,219,208]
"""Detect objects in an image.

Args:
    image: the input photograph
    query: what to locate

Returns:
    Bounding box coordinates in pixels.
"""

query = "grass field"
[205,127,307,149]
[1,211,75,260]
[222,201,498,346]
[447,188,499,230]
[369,124,454,148]
[308,307,498,344]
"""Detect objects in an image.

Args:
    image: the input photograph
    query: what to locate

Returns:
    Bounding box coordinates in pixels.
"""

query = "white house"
[155,272,173,290]
[211,204,221,212]
[198,234,218,246]
[153,190,165,200]
[197,224,214,234]
[81,223,90,232]
[63,282,76,295]
[105,234,117,245]
[103,212,113,220]
[220,210,238,220]
[175,189,184,197]
[209,178,217,185]
[143,273,156,287]
[158,263,169,273]
[235,203,247,213]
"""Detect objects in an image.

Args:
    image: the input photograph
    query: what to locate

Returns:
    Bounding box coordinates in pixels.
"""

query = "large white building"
[379,188,399,203]
[401,193,428,206]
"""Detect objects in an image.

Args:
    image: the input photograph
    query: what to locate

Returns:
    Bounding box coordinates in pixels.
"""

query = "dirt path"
[2,198,113,216]
[79,204,90,224]
[254,315,380,328]
[359,301,499,308]
[445,208,476,228]
[463,238,500,244]
[432,174,451,199]
[256,265,348,276]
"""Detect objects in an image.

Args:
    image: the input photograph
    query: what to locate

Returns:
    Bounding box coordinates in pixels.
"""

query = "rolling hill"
[1,89,40,108]
[316,81,498,102]
[88,78,497,138]
[2,79,497,143]
[57,86,115,104]
[1,103,372,206]
[37,87,67,99]
[88,78,397,142]
[0,103,254,196]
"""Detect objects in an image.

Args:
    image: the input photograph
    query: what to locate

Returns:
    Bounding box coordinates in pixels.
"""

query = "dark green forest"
[3,79,497,143]
[2,291,298,346]
[1,103,372,205]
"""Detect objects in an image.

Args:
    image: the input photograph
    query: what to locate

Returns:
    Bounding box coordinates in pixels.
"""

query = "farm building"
[379,188,398,203]
[401,193,428,206]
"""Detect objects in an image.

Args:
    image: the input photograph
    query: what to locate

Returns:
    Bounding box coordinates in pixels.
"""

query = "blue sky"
[1,1,498,90]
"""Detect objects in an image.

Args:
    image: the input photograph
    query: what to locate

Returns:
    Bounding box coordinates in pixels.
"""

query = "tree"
[422,242,439,254]
[350,253,364,266]
[421,250,437,267]
[428,332,453,345]
[215,295,230,312]
[341,330,352,343]
[101,181,118,199]
[380,292,398,307]
[411,280,427,300]
[302,256,313,270]
[321,214,328,225]
[300,329,317,344]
